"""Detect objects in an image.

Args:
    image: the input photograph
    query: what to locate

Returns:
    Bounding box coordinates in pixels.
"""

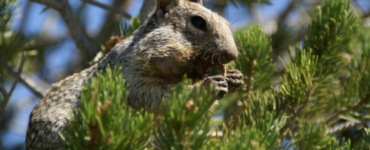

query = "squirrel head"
[132,0,238,83]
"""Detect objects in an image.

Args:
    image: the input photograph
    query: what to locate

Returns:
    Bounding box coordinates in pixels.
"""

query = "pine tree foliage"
[155,78,217,150]
[227,107,280,149]
[63,0,370,149]
[355,128,370,149]
[234,26,276,91]
[302,0,358,106]
[62,67,154,150]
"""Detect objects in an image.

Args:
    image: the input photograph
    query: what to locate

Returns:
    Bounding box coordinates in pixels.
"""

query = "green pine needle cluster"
[61,67,154,150]
[155,78,217,149]
[235,26,276,92]
[120,16,141,38]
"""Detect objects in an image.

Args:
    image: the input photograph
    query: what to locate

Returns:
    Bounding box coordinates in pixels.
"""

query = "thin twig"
[81,0,131,19]
[7,52,26,96]
[29,0,99,60]
[364,12,370,19]
[0,87,9,103]
[276,0,301,24]
[326,121,367,134]
[27,0,62,10]
[280,85,313,138]
[5,65,46,98]
[324,93,370,124]
[0,52,26,123]
[0,87,9,126]
[244,60,255,99]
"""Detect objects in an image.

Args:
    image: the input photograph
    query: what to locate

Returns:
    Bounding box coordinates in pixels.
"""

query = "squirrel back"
[26,0,238,149]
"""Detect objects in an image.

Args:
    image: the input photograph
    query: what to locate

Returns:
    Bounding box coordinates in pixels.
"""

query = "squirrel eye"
[191,16,207,32]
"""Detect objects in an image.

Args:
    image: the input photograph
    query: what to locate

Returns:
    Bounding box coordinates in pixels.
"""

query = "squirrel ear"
[156,0,180,14]
[189,0,203,5]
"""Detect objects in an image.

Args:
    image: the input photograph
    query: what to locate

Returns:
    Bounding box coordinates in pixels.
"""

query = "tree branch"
[276,0,301,24]
[0,52,26,123]
[0,87,9,125]
[81,0,131,19]
[326,120,367,134]
[8,52,26,97]
[5,65,46,98]
[27,0,62,10]
[280,85,313,138]
[94,0,128,46]
[0,87,9,104]
[29,0,99,60]
[139,0,156,23]
[365,13,370,18]
[248,3,263,24]
[324,93,370,124]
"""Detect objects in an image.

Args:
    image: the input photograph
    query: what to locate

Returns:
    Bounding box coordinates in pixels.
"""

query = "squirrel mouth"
[186,51,235,83]
[188,60,226,83]
[195,61,225,77]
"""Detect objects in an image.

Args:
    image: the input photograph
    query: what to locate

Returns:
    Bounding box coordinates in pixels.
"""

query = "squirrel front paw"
[225,69,243,93]
[201,69,243,99]
[203,75,228,99]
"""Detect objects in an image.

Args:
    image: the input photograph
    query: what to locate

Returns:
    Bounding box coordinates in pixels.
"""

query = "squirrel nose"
[221,42,238,63]
[226,44,238,60]
[220,29,238,63]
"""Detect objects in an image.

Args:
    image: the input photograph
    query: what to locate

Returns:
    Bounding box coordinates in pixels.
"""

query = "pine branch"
[324,93,370,124]
[326,121,367,134]
[280,84,313,138]
[244,61,255,98]
[81,0,131,19]
[63,67,154,149]
[234,59,255,127]
[232,26,276,129]
[29,0,99,60]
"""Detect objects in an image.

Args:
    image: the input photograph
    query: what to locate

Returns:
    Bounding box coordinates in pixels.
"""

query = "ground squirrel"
[26,0,243,149]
